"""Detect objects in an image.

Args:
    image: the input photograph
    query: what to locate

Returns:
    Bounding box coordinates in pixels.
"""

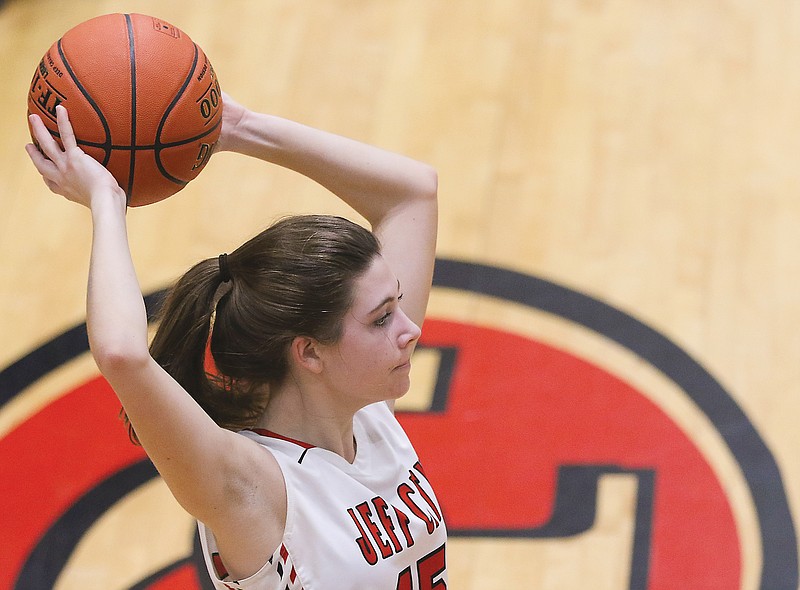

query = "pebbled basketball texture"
[27,13,222,206]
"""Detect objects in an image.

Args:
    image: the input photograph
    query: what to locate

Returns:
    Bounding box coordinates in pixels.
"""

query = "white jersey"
[198,402,448,589]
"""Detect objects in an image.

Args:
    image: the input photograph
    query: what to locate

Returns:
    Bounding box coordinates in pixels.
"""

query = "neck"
[256,377,359,462]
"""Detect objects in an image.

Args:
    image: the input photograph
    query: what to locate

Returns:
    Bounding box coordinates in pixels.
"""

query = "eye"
[373,293,403,327]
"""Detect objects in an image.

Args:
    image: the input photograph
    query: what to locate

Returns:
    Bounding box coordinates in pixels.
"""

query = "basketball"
[27,13,222,207]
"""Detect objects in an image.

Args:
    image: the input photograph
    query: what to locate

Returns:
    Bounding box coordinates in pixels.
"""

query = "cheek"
[335,334,377,370]
[344,337,392,377]
[334,323,397,374]
[355,341,389,370]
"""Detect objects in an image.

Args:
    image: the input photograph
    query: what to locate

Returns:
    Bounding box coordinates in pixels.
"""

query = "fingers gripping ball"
[27,13,222,206]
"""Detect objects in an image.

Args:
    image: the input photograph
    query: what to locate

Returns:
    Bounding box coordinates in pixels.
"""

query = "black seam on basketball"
[154,42,200,185]
[156,118,222,148]
[56,39,112,166]
[76,119,222,152]
[125,14,136,202]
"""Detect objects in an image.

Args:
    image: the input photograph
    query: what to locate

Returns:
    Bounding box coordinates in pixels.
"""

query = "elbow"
[91,339,151,377]
[417,163,439,202]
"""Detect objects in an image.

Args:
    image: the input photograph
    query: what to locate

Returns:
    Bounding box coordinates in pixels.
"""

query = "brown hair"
[137,215,381,439]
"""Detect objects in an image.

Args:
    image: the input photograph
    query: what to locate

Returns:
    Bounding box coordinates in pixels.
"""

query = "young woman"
[26,95,446,589]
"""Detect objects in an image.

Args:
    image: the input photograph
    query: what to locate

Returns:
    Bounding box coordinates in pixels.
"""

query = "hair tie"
[218,253,232,283]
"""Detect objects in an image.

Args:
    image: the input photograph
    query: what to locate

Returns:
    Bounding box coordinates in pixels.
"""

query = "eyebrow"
[368,279,402,315]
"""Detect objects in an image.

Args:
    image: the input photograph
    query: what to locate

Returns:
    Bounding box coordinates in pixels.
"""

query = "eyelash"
[375,294,403,327]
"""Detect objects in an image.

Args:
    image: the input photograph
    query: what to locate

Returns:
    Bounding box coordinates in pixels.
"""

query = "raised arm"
[218,95,438,328]
[26,107,284,577]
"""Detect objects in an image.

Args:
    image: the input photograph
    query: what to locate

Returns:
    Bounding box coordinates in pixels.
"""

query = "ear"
[289,335,324,374]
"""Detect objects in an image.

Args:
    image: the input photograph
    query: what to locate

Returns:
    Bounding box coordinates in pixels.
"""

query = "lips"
[394,359,412,371]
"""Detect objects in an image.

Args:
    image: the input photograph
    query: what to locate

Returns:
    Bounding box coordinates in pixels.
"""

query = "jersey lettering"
[398,483,438,534]
[347,462,443,565]
[357,499,394,559]
[374,496,404,553]
[395,544,448,590]
[347,507,379,565]
[409,462,442,521]
[394,506,415,547]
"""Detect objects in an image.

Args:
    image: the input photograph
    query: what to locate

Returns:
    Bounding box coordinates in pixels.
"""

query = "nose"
[398,308,422,347]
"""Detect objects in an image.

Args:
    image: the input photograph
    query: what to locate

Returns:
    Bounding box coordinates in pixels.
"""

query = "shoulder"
[213,430,287,524]
[356,402,417,457]
[238,427,316,466]
[199,431,288,581]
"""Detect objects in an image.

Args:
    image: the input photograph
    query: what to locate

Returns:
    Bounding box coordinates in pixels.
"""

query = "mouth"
[394,359,412,371]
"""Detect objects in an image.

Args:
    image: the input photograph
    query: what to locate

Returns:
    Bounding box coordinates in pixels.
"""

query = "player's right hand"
[26,105,126,209]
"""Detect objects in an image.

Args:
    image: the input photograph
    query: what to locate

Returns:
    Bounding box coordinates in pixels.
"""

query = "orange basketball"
[27,13,222,207]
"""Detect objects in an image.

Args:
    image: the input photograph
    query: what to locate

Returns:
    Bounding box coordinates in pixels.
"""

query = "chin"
[377,381,408,402]
[391,388,409,400]
[389,379,412,400]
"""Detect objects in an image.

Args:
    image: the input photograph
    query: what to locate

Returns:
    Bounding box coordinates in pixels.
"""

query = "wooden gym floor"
[1,1,799,588]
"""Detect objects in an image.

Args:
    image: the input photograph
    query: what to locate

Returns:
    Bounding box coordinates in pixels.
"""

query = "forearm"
[86,192,150,370]
[228,111,437,226]
[82,192,265,523]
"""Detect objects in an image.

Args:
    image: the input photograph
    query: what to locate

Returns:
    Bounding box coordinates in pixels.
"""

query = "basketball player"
[25,95,447,589]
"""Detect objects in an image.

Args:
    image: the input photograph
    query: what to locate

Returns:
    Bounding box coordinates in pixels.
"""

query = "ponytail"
[123,257,267,444]
[124,214,380,444]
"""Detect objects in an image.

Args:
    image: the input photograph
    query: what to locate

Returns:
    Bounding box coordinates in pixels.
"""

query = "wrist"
[89,186,128,216]
[217,106,256,153]
[227,111,281,158]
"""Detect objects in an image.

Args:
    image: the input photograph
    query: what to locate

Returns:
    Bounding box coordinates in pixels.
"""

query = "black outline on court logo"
[0,258,796,589]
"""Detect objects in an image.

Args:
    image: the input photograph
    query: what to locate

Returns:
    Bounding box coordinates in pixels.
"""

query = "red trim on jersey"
[211,552,229,579]
[249,428,316,450]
